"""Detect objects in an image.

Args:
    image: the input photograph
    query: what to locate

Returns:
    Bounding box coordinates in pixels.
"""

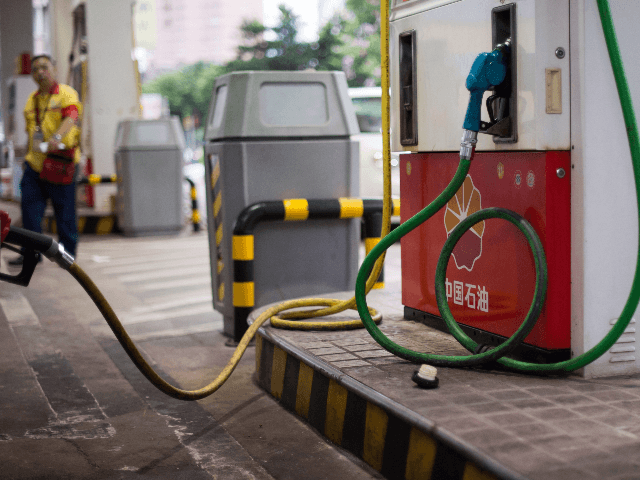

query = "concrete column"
[84,0,139,213]
[0,0,33,139]
[50,0,74,85]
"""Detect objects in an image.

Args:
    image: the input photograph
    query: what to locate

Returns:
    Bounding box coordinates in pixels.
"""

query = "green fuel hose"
[356,0,640,373]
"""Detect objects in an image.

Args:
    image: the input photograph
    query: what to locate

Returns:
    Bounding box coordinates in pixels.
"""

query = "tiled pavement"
[253,250,640,480]
[4,193,640,479]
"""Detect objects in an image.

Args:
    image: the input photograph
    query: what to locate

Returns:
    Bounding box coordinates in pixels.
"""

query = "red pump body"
[400,151,571,351]
[0,211,10,243]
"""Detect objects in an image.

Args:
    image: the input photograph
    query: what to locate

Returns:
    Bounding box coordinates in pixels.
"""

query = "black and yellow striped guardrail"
[183,177,202,232]
[78,174,118,186]
[231,197,400,342]
[256,332,521,480]
[209,157,224,304]
[76,175,202,233]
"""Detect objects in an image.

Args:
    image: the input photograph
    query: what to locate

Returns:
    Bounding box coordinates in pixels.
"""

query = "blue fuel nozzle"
[463,42,510,132]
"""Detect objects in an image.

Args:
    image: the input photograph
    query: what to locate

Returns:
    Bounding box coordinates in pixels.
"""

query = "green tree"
[326,0,382,87]
[141,1,383,126]
[142,62,224,125]
[225,6,332,72]
[223,3,380,86]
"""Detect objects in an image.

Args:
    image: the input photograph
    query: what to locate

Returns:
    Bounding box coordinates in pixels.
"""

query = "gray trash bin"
[115,117,186,236]
[204,71,360,338]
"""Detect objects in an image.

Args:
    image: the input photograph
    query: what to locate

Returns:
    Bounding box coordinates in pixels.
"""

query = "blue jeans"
[20,163,77,257]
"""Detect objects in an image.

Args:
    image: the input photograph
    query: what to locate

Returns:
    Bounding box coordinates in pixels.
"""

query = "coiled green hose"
[356,0,640,374]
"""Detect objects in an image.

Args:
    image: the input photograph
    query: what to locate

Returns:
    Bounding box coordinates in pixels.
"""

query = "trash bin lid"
[115,116,186,150]
[204,71,359,141]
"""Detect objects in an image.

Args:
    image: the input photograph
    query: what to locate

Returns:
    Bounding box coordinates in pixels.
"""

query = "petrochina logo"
[443,175,485,271]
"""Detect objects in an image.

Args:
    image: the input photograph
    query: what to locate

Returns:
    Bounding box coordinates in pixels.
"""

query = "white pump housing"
[390,0,640,378]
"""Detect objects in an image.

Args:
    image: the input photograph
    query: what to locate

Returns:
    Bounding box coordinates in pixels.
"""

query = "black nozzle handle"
[5,227,54,255]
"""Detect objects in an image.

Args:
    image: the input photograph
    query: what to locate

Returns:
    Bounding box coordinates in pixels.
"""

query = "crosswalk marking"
[130,293,212,314]
[0,294,41,327]
[139,287,212,305]
[78,234,218,341]
[117,265,211,283]
[136,277,211,292]
[99,256,209,275]
[79,237,208,252]
[80,249,207,268]
[120,304,215,325]
[129,321,222,342]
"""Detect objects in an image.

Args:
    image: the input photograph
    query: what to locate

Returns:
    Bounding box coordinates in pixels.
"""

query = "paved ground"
[4,197,640,479]
[0,200,381,479]
[254,254,640,480]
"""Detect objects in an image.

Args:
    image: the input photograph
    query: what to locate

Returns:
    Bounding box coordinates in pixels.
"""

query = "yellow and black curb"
[255,330,525,480]
[231,198,400,342]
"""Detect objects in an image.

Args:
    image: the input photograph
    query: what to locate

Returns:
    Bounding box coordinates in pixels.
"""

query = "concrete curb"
[256,327,528,480]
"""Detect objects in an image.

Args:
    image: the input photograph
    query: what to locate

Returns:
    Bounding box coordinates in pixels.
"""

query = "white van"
[348,87,400,209]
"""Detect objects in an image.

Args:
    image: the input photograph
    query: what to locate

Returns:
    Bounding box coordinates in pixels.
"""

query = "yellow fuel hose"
[69,263,381,400]
[62,0,394,400]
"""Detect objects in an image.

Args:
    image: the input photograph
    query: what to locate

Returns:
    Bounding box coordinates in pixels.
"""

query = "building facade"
[142,0,263,74]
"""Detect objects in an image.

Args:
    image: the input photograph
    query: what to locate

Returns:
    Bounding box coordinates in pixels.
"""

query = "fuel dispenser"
[381,0,640,377]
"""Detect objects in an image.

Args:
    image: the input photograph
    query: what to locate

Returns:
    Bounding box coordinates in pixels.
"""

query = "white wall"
[0,0,33,143]
[571,0,640,377]
[50,0,74,86]
[84,0,140,212]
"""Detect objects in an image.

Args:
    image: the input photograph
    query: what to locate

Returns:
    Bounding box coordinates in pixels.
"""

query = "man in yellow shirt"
[10,54,82,265]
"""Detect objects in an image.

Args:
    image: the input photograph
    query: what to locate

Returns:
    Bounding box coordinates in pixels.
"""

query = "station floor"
[254,289,640,480]
[0,199,382,479]
[2,198,640,479]
[249,238,640,480]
